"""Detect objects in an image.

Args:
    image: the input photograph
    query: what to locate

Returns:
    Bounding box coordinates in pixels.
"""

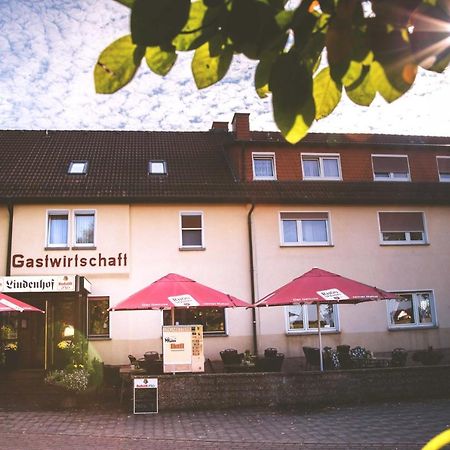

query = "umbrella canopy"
[255,268,396,307]
[111,273,249,311]
[254,268,398,371]
[0,293,45,313]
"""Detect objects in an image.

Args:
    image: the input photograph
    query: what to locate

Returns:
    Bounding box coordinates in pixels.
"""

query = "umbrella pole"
[317,303,324,372]
[171,308,175,326]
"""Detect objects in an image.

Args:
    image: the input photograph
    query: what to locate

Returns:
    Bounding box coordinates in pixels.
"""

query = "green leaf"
[145,47,177,76]
[131,0,191,47]
[269,52,315,143]
[113,0,135,8]
[192,36,233,89]
[94,35,145,94]
[313,67,342,120]
[341,61,363,87]
[369,61,404,103]
[255,56,276,98]
[173,1,223,51]
[345,65,376,106]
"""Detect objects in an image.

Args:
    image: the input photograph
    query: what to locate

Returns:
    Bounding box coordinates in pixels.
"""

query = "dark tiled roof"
[0,130,449,205]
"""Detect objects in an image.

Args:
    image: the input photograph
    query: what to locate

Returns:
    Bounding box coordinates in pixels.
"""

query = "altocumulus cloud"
[0,0,448,135]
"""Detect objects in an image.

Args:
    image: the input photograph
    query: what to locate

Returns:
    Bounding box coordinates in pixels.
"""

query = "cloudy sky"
[0,0,449,135]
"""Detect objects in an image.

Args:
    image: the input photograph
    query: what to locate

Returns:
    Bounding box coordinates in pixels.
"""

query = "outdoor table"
[365,357,391,368]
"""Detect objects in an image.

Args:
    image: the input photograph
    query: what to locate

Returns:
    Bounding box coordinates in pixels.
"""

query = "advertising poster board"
[162,325,204,373]
[133,377,158,414]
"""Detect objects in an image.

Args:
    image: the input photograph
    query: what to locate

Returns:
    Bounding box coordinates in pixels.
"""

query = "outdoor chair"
[303,346,321,370]
[220,349,244,371]
[256,348,284,372]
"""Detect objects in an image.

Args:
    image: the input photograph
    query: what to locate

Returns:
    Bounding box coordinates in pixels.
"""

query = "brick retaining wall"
[155,365,450,411]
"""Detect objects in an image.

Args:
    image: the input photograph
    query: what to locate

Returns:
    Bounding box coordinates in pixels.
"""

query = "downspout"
[6,204,13,275]
[247,202,257,355]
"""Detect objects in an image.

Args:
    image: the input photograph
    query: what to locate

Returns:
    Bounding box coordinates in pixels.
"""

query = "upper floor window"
[287,304,338,333]
[47,211,69,248]
[68,160,88,175]
[180,212,203,249]
[387,291,436,329]
[46,209,96,249]
[301,154,341,180]
[252,153,276,180]
[88,296,110,338]
[280,212,331,246]
[163,308,225,334]
[437,156,450,182]
[378,212,427,245]
[372,155,410,181]
[148,160,167,175]
[74,211,95,247]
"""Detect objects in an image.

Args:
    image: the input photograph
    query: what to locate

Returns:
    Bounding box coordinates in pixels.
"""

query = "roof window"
[148,160,167,175]
[68,160,88,175]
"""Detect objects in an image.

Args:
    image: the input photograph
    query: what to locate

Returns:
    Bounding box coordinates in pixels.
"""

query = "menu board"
[162,325,204,373]
[133,377,158,414]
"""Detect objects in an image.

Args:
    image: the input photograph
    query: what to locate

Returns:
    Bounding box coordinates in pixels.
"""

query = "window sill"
[380,242,429,246]
[302,177,342,181]
[253,177,277,181]
[45,246,70,251]
[88,336,111,341]
[72,246,97,250]
[373,179,411,182]
[286,329,340,335]
[280,244,334,248]
[204,332,228,337]
[179,247,206,251]
[388,324,437,331]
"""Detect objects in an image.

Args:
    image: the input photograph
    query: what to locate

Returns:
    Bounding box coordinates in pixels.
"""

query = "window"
[287,304,338,333]
[163,308,226,334]
[280,212,331,246]
[47,212,69,247]
[301,154,341,180]
[148,160,167,175]
[372,155,410,181]
[437,157,450,182]
[378,212,427,244]
[74,211,95,247]
[252,153,276,180]
[68,160,88,175]
[388,291,436,329]
[88,297,110,338]
[180,213,203,248]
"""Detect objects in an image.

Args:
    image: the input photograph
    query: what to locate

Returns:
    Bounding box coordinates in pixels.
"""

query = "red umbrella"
[111,273,248,324]
[0,293,45,313]
[254,268,398,370]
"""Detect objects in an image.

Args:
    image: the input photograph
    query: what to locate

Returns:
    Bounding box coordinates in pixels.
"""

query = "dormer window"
[68,160,88,175]
[372,155,410,181]
[149,160,167,175]
[437,156,450,182]
[301,154,341,180]
[252,153,276,180]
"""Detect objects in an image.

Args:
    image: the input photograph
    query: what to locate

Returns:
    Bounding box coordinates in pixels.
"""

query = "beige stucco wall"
[252,204,450,356]
[0,206,9,276]
[5,202,450,364]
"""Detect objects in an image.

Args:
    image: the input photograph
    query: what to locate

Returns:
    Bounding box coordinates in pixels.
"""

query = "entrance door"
[17,299,46,369]
[46,298,78,369]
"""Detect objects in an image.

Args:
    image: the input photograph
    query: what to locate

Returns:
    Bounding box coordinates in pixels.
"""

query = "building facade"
[1,113,449,369]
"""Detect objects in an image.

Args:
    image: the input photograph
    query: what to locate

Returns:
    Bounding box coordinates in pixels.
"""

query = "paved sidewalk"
[0,398,449,450]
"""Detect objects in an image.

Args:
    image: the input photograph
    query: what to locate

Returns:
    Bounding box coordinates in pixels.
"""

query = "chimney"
[232,113,251,140]
[210,121,229,132]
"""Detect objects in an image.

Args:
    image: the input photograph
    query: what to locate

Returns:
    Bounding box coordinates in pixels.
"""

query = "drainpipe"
[247,202,258,355]
[6,204,13,276]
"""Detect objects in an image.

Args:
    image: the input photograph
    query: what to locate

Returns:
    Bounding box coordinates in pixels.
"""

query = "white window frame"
[252,152,277,180]
[279,212,332,246]
[179,212,204,249]
[301,153,342,180]
[285,304,340,334]
[73,210,96,248]
[386,290,438,330]
[68,160,88,175]
[372,154,411,181]
[148,160,167,175]
[437,156,450,182]
[378,211,428,245]
[46,210,70,248]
